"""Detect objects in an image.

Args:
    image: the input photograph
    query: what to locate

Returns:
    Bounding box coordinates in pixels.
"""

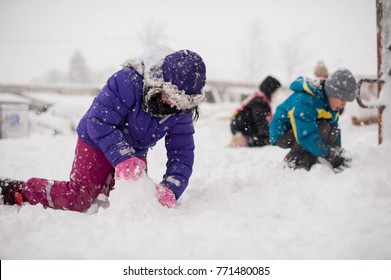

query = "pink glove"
[156,184,176,208]
[115,157,146,180]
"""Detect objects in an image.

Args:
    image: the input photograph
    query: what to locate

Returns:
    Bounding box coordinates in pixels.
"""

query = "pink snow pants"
[22,138,115,211]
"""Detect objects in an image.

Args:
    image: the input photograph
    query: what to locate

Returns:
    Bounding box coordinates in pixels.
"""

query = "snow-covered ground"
[0,89,390,260]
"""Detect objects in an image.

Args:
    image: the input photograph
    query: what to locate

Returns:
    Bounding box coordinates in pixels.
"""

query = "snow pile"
[0,91,391,259]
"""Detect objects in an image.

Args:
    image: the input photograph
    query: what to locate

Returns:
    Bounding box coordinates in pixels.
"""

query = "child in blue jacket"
[269,69,357,171]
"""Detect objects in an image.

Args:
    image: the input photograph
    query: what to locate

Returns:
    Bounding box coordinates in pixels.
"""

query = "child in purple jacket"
[0,45,206,210]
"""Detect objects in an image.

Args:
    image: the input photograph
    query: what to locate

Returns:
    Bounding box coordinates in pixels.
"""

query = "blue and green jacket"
[269,77,341,158]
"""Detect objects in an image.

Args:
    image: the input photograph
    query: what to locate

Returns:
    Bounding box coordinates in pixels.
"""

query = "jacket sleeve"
[248,100,271,146]
[86,69,139,166]
[161,114,195,199]
[290,103,330,157]
[269,105,288,145]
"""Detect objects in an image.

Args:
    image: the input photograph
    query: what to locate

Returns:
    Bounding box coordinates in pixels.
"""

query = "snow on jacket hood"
[289,76,325,99]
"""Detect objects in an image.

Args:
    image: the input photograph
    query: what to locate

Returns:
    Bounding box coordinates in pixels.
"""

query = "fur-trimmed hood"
[121,45,206,110]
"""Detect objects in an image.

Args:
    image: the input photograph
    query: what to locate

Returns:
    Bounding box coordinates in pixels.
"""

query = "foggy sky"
[0,0,377,85]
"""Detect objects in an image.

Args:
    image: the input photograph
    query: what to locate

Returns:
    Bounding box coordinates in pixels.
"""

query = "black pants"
[275,120,340,169]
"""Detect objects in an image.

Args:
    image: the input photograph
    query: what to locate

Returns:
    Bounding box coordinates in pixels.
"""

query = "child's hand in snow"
[115,157,146,180]
[156,184,176,208]
[229,132,248,147]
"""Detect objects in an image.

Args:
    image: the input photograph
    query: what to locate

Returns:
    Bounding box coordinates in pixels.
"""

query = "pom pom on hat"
[314,61,329,78]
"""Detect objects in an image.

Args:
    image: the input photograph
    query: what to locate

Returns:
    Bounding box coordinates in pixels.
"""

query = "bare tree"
[240,19,269,82]
[279,28,311,83]
[68,50,92,84]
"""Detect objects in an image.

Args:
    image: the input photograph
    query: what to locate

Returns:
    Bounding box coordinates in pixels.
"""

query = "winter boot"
[0,178,24,206]
[284,142,317,171]
[296,153,318,171]
[284,148,300,169]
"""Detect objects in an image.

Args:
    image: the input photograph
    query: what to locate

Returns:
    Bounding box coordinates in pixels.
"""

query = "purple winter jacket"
[76,66,195,199]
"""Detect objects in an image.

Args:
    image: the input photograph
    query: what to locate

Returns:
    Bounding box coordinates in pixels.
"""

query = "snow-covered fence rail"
[204,80,257,103]
[0,81,263,104]
[0,83,100,112]
[0,80,257,95]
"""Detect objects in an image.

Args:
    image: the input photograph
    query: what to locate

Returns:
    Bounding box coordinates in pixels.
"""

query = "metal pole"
[376,0,383,144]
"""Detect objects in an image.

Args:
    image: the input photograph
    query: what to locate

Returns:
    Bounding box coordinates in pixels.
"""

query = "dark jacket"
[230,91,272,147]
